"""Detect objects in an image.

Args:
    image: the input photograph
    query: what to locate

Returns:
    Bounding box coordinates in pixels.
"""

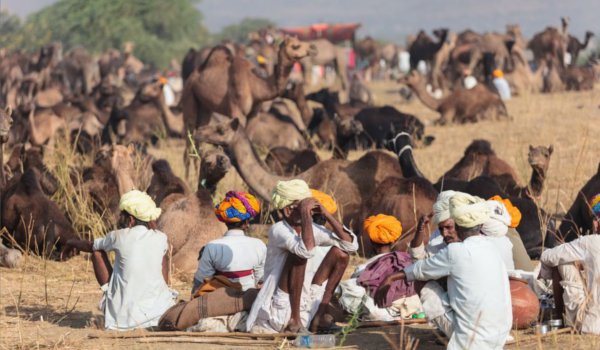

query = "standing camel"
[300,39,349,91]
[180,36,315,179]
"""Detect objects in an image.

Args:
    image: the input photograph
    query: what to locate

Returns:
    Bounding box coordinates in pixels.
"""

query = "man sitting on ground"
[246,180,358,333]
[377,192,512,349]
[159,191,265,331]
[63,190,176,330]
[539,193,600,335]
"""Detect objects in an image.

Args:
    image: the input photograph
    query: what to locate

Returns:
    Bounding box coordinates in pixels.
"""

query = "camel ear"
[230,118,241,131]
[548,145,554,154]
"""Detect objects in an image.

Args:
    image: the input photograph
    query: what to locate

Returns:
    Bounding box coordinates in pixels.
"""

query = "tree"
[213,17,276,44]
[0,10,22,47]
[3,0,210,68]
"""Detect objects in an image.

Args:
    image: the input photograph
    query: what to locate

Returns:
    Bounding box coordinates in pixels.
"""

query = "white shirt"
[408,229,447,261]
[541,235,600,335]
[93,226,176,330]
[488,235,515,271]
[246,221,358,331]
[405,235,512,350]
[194,229,267,291]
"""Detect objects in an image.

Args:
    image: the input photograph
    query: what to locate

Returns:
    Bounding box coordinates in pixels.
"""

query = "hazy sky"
[2,0,599,43]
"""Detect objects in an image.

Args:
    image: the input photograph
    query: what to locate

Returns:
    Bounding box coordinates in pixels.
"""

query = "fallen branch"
[136,337,278,346]
[89,331,297,340]
[358,318,428,329]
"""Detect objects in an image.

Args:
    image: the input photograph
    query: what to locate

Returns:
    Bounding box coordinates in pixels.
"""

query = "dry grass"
[1,81,600,349]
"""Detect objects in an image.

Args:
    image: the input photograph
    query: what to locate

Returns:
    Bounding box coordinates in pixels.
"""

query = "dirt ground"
[1,81,600,349]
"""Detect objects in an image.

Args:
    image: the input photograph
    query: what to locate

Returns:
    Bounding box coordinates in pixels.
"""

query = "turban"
[363,214,402,245]
[449,193,490,228]
[119,190,162,222]
[271,179,312,210]
[489,195,522,228]
[311,189,337,214]
[481,200,511,237]
[215,191,260,223]
[591,194,600,216]
[432,190,457,225]
[493,69,504,78]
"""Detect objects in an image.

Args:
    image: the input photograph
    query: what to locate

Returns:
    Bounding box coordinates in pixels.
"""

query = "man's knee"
[330,246,350,265]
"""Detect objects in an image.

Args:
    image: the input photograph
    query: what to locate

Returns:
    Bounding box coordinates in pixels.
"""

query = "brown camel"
[28,106,66,146]
[0,106,13,189]
[558,162,600,242]
[401,71,508,125]
[198,148,231,196]
[156,153,232,275]
[566,31,594,66]
[147,159,190,210]
[565,60,600,91]
[527,24,567,68]
[264,147,320,176]
[1,168,78,259]
[301,39,348,90]
[194,118,401,230]
[505,47,545,95]
[360,132,438,256]
[246,110,308,151]
[5,144,59,196]
[181,36,315,178]
[408,29,449,70]
[436,140,553,199]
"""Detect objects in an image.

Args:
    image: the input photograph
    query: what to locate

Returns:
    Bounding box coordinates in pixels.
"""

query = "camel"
[527,24,567,68]
[27,106,66,146]
[156,154,231,275]
[198,148,231,195]
[564,58,600,91]
[1,168,78,259]
[349,73,374,105]
[558,162,600,242]
[401,71,508,125]
[430,32,457,92]
[300,39,348,90]
[5,144,59,196]
[360,132,438,256]
[566,31,595,66]
[505,47,545,95]
[437,140,553,199]
[408,29,448,70]
[181,36,316,178]
[246,109,308,151]
[0,106,13,189]
[193,118,402,229]
[106,79,183,147]
[264,147,320,176]
[147,159,190,210]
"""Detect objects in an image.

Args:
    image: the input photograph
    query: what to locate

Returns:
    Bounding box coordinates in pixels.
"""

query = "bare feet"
[309,312,336,333]
[285,319,308,334]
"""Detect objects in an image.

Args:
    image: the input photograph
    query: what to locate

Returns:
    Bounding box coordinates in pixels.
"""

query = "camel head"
[398,70,425,88]
[110,144,135,174]
[0,106,13,143]
[194,118,241,147]
[585,31,595,42]
[528,145,553,171]
[336,118,363,138]
[280,36,317,62]
[137,79,163,102]
[199,148,231,190]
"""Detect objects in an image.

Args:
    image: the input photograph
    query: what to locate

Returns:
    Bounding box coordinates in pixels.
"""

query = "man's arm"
[404,246,453,282]
[540,237,586,268]
[410,216,429,249]
[192,246,215,293]
[61,239,93,259]
[299,198,318,250]
[321,206,353,243]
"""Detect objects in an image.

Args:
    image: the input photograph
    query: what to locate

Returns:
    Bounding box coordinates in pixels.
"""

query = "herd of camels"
[0,18,598,272]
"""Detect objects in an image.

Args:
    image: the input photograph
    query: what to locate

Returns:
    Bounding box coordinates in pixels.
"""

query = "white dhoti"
[251,284,326,333]
[558,263,586,329]
[420,281,455,337]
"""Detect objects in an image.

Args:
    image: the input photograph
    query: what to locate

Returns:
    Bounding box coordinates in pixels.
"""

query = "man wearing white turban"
[62,190,176,330]
[481,200,515,270]
[376,192,512,349]
[247,179,358,334]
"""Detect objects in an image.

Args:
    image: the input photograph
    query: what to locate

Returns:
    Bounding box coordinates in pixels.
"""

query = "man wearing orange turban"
[364,214,403,246]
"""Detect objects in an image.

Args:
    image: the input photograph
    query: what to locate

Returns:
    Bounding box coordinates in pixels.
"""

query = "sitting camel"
[401,71,508,125]
[436,140,553,199]
[1,168,78,259]
[264,147,320,176]
[147,159,190,210]
[194,118,402,230]
[181,36,316,178]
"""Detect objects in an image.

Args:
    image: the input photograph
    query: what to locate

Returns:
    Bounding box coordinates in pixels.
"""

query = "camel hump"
[20,168,43,195]
[152,159,176,182]
[201,46,233,71]
[465,139,495,156]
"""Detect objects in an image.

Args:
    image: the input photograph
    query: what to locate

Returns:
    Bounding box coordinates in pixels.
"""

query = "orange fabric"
[193,275,243,299]
[493,69,504,78]
[215,191,261,223]
[363,214,403,245]
[311,189,338,214]
[490,195,522,228]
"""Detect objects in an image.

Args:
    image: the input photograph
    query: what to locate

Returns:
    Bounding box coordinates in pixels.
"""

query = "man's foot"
[309,313,341,333]
[285,319,309,334]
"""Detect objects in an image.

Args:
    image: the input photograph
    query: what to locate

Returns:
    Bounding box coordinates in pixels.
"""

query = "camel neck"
[251,58,294,102]
[409,83,440,111]
[114,167,136,196]
[28,109,45,146]
[229,128,290,202]
[528,166,546,198]
[156,94,182,134]
[395,143,425,179]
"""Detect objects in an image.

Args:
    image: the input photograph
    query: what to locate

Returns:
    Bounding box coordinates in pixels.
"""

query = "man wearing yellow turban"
[247,180,358,334]
[61,190,176,330]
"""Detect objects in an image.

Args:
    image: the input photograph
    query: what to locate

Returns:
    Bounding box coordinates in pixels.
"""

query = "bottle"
[293,334,336,348]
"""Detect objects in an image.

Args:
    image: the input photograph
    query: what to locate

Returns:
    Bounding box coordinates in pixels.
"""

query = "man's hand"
[374,271,407,308]
[299,197,321,216]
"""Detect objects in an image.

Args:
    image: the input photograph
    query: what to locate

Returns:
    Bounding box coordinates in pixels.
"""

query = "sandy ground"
[2,80,600,349]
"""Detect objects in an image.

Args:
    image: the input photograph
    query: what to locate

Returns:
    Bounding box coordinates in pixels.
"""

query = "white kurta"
[93,226,176,330]
[193,229,267,291]
[405,235,512,350]
[246,221,358,332]
[540,235,600,335]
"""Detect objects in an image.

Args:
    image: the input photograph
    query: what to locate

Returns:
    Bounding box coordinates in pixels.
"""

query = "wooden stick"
[89,331,297,340]
[358,318,428,329]
[136,337,278,345]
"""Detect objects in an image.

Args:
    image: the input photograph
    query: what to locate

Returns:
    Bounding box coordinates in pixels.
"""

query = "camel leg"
[278,252,308,332]
[309,246,350,332]
[91,250,113,286]
[334,51,349,91]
